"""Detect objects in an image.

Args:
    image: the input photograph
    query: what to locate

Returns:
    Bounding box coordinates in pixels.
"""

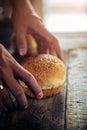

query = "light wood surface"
[66,49,87,130]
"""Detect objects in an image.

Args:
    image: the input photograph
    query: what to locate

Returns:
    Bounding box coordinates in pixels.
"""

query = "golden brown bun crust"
[26,34,37,56]
[21,84,64,98]
[20,54,66,98]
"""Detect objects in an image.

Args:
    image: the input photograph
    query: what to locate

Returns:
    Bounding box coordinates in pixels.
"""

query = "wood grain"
[66,49,87,130]
[0,87,66,130]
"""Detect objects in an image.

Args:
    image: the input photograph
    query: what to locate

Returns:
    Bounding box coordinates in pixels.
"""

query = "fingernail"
[37,92,43,99]
[19,49,26,56]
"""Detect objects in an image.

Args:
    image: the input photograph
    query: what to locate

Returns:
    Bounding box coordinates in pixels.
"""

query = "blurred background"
[43,0,87,33]
[0,0,87,49]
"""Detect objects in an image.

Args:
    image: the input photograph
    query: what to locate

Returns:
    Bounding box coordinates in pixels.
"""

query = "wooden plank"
[66,49,87,130]
[0,88,66,130]
[54,32,87,50]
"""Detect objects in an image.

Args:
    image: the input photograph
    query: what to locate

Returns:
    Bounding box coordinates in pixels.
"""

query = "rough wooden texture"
[0,87,66,130]
[66,49,87,130]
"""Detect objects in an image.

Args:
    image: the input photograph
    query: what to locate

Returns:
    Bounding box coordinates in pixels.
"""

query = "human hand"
[11,0,63,60]
[0,44,43,109]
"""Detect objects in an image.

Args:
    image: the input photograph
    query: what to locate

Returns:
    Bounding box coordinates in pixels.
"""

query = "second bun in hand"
[26,34,37,56]
[11,34,37,56]
[19,54,66,98]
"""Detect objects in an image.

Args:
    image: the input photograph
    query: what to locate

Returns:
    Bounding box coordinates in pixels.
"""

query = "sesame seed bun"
[19,54,66,98]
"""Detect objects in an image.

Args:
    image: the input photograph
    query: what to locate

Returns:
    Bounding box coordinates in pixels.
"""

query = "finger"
[32,34,48,54]
[46,48,50,54]
[0,44,15,61]
[49,48,57,56]
[34,23,63,60]
[55,42,63,60]
[35,21,54,42]
[14,64,43,99]
[57,50,63,61]
[0,87,13,109]
[39,47,47,54]
[3,74,28,109]
[16,33,28,56]
[32,35,45,54]
[35,22,62,52]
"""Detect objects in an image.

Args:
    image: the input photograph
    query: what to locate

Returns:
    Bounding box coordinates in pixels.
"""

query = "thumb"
[16,33,28,56]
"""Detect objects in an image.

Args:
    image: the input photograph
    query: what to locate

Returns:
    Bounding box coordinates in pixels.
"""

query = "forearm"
[9,0,34,13]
